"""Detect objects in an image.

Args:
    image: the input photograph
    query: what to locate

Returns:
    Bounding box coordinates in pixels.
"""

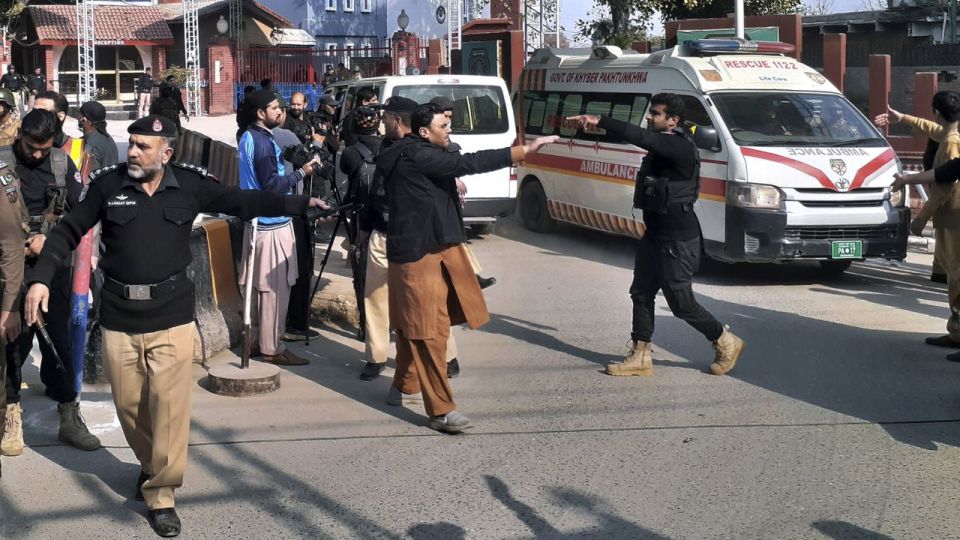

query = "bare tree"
[860,0,888,11]
[797,0,834,15]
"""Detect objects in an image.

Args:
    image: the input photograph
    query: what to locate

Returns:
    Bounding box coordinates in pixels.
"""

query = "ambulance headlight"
[888,186,906,207]
[726,183,782,209]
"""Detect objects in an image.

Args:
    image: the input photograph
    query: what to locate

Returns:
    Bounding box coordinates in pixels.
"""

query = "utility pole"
[524,0,560,54]
[448,0,462,67]
[76,0,96,103]
[230,0,244,82]
[183,0,201,117]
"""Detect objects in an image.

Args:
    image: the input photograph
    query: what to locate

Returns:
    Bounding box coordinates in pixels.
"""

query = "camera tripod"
[303,171,366,345]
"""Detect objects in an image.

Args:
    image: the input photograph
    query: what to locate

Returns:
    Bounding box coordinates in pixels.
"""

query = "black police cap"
[128,115,178,137]
[383,96,418,114]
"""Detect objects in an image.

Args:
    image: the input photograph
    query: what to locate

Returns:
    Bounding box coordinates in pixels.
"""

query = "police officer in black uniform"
[26,67,45,111]
[136,67,154,118]
[1,109,100,461]
[24,115,329,536]
[0,66,25,116]
[569,93,746,378]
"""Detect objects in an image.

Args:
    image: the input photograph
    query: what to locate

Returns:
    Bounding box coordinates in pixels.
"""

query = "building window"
[344,42,353,67]
[344,0,354,12]
[361,0,372,12]
[326,0,336,11]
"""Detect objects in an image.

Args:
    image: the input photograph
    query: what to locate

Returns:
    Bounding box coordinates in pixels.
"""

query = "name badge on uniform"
[5,185,17,203]
[0,160,8,171]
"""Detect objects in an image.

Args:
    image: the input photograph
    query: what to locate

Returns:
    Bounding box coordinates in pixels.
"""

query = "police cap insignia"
[128,115,177,137]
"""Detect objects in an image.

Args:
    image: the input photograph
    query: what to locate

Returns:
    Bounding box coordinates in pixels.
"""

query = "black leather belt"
[103,271,186,301]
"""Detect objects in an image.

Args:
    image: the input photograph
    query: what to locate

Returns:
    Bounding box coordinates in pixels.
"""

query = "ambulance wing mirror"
[692,125,721,152]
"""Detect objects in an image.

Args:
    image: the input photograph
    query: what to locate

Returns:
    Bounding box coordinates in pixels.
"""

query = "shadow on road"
[812,519,897,539]
[485,475,669,539]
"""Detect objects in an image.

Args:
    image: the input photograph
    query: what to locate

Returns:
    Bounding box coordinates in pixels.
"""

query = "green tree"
[656,0,803,20]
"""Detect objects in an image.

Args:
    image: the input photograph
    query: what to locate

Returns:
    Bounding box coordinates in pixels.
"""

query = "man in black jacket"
[376,102,555,433]
[568,93,745,378]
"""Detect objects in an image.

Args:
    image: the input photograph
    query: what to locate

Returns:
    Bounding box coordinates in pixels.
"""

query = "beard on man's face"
[127,159,164,182]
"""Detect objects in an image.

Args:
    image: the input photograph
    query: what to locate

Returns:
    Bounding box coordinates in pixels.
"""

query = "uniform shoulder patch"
[172,161,218,183]
[89,163,122,182]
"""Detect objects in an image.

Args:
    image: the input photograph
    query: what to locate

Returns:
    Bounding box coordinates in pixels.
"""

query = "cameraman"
[340,87,379,146]
[568,93,745,378]
[238,90,320,365]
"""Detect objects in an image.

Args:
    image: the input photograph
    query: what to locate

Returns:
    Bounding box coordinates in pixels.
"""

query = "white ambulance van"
[514,40,909,272]
[334,75,517,231]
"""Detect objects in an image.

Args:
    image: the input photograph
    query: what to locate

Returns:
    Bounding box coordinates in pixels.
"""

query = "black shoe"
[447,358,460,379]
[282,327,321,342]
[135,470,149,501]
[147,508,181,537]
[925,335,960,348]
[477,275,497,289]
[948,351,960,362]
[931,273,948,284]
[359,362,386,381]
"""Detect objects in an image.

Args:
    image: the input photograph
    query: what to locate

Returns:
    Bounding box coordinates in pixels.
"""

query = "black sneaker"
[282,328,321,342]
[932,273,948,284]
[147,508,181,537]
[447,358,460,379]
[477,276,497,290]
[359,362,386,381]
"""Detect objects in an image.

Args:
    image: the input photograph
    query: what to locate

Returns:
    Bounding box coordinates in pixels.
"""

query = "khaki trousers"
[137,93,151,118]
[102,323,196,510]
[936,227,960,339]
[394,265,456,417]
[364,230,457,364]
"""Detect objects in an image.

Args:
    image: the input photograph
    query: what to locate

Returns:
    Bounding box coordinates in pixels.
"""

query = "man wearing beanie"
[79,101,118,168]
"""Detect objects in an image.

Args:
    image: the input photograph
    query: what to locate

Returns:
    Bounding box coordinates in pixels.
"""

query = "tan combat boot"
[58,402,101,451]
[606,341,653,377]
[710,325,745,376]
[1,403,23,456]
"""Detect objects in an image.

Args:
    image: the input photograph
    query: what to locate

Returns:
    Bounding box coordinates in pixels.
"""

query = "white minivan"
[330,74,518,231]
[514,40,910,273]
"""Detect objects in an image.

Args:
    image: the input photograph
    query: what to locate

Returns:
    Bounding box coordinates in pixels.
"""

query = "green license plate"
[831,240,862,259]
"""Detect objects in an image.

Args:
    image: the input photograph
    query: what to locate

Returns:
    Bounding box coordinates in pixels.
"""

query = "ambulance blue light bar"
[684,39,795,56]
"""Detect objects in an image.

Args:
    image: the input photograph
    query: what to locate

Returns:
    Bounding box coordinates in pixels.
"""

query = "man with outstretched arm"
[568,92,745,379]
[23,115,328,537]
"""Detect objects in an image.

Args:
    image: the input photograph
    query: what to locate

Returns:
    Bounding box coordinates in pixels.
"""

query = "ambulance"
[514,40,909,272]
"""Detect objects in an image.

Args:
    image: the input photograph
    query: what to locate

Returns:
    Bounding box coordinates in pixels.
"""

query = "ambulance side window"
[677,95,713,127]
[527,97,546,135]
[628,96,649,127]
[542,94,562,135]
[559,95,583,137]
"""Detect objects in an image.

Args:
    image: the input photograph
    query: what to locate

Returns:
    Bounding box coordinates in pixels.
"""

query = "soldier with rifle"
[1,109,101,460]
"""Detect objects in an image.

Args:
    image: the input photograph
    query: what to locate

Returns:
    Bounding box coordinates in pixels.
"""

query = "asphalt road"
[2,215,958,539]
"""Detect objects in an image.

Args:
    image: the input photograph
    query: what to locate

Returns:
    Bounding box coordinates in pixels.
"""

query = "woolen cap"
[318,94,338,107]
[127,115,178,137]
[383,96,418,114]
[79,101,106,122]
[247,89,279,110]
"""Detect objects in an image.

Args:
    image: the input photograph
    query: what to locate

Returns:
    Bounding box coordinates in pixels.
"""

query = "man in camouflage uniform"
[0,89,19,146]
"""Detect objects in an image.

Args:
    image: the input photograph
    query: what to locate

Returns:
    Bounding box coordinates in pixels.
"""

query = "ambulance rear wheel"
[819,260,852,274]
[520,179,555,233]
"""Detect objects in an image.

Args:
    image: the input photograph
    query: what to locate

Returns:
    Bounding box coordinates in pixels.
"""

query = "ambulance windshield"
[712,93,885,147]
[393,84,509,135]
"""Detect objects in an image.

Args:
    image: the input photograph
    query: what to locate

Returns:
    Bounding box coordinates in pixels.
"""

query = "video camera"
[283,141,335,176]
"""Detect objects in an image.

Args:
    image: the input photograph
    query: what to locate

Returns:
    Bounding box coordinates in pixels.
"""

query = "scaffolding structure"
[183,0,202,116]
[448,0,462,65]
[231,0,244,87]
[524,0,561,54]
[76,0,96,103]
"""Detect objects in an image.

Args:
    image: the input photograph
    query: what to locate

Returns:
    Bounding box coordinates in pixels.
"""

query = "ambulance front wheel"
[819,260,853,274]
[520,179,555,233]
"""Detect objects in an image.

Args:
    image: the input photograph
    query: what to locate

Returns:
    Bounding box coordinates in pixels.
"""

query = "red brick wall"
[44,47,54,91]
[151,47,167,73]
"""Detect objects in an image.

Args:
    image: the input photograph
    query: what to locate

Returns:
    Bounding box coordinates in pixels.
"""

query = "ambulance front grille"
[799,200,883,208]
[784,226,899,241]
